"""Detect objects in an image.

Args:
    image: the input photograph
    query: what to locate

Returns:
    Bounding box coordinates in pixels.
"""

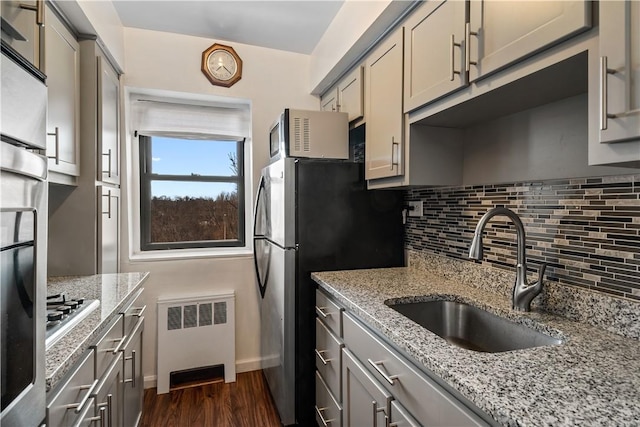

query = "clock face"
[208,50,238,81]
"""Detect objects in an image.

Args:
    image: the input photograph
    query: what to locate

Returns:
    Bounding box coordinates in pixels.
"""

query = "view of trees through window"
[140,136,244,249]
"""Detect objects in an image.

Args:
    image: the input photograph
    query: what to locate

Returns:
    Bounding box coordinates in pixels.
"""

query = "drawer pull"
[65,379,99,414]
[315,349,332,365]
[98,394,114,427]
[124,349,137,388]
[105,334,127,354]
[73,404,104,427]
[367,359,399,385]
[372,400,385,427]
[131,305,146,318]
[315,405,333,426]
[316,306,332,319]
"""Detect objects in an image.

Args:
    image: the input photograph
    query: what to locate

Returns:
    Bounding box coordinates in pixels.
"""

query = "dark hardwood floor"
[140,370,282,427]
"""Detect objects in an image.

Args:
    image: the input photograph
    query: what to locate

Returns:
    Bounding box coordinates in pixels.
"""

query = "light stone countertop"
[311,264,640,427]
[45,272,149,391]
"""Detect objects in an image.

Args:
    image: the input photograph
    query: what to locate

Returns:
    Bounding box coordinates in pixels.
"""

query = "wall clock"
[201,43,243,87]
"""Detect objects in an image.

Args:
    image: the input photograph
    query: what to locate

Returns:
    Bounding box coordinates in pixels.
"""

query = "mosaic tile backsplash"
[404,174,640,302]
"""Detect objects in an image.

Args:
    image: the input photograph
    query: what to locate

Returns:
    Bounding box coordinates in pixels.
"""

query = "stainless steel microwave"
[269,109,348,160]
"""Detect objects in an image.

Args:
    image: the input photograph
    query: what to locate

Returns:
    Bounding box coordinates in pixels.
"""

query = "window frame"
[138,134,246,251]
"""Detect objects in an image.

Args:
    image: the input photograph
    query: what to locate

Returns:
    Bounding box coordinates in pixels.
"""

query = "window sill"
[129,247,253,262]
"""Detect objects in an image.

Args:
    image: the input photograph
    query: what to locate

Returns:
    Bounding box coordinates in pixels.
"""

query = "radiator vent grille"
[166,302,223,330]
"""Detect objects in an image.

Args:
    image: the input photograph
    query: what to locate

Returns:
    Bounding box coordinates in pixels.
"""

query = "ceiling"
[112,1,345,54]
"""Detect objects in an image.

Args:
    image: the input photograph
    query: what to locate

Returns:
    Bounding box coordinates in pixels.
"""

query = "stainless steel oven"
[1,46,47,427]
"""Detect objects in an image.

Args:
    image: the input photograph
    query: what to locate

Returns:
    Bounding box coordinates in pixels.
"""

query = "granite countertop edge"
[45,272,150,392]
[311,267,640,427]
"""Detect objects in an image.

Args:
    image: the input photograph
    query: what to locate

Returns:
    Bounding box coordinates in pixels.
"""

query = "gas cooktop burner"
[45,293,100,350]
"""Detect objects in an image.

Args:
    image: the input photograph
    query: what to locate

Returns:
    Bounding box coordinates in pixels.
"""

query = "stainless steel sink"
[386,300,562,353]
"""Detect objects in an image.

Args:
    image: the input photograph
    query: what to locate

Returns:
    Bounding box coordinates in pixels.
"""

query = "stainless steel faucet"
[468,207,547,312]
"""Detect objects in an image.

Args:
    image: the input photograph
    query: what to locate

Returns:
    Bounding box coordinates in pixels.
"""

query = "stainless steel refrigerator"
[253,157,404,426]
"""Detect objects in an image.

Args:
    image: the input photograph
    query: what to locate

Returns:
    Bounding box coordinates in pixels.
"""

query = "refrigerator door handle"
[253,175,269,298]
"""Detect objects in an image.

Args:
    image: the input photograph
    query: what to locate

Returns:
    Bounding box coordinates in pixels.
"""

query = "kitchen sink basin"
[386,300,562,353]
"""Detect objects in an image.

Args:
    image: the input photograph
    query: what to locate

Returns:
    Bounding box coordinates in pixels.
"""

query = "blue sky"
[151,137,238,199]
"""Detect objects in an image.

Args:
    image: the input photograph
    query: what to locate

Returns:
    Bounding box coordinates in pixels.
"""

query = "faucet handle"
[537,263,548,283]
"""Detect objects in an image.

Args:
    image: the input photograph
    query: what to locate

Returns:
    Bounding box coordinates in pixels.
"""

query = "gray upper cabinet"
[468,0,591,82]
[97,185,120,274]
[321,87,338,112]
[338,66,364,122]
[320,66,364,123]
[0,0,42,69]
[403,0,467,113]
[98,55,121,185]
[44,5,80,181]
[365,27,404,181]
[598,0,640,146]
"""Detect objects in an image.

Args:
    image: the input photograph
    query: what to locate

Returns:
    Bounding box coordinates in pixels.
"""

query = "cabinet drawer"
[120,287,145,336]
[93,314,124,379]
[343,313,486,427]
[316,317,344,400]
[316,370,342,427]
[47,349,96,427]
[316,289,343,337]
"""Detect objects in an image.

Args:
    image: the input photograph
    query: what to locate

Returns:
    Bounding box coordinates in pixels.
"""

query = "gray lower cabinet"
[389,400,420,427]
[122,315,144,427]
[93,353,124,427]
[342,348,392,427]
[46,350,96,427]
[315,371,342,427]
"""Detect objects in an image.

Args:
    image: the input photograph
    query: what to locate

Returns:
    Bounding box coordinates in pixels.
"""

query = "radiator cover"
[156,291,236,394]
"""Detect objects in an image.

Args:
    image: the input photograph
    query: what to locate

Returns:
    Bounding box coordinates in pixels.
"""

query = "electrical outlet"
[408,201,423,217]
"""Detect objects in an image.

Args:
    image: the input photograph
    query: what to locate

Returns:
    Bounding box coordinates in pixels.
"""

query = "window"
[139,135,245,251]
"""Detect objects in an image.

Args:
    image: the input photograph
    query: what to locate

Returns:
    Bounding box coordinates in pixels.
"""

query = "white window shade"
[131,99,250,140]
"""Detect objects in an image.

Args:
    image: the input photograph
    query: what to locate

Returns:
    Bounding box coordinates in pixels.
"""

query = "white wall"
[120,27,319,386]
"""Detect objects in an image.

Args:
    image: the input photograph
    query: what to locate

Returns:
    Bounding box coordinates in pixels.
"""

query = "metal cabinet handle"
[65,379,99,414]
[450,34,462,81]
[315,349,332,365]
[367,359,399,385]
[72,401,101,427]
[102,189,112,218]
[315,406,333,426]
[390,138,399,171]
[102,149,112,178]
[465,22,478,72]
[99,406,106,427]
[47,127,60,165]
[106,394,113,427]
[131,305,146,318]
[104,334,127,354]
[600,56,618,131]
[372,400,385,427]
[124,349,137,388]
[19,0,45,26]
[316,306,331,318]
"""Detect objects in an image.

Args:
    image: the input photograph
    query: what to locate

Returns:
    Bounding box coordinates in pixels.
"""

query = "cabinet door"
[0,0,42,69]
[342,348,392,427]
[93,354,123,427]
[365,28,404,181]
[338,66,364,122]
[98,55,120,184]
[599,1,640,144]
[468,0,591,82]
[389,401,420,427]
[123,317,144,427]
[98,186,120,274]
[404,0,466,112]
[44,5,80,177]
[321,87,339,112]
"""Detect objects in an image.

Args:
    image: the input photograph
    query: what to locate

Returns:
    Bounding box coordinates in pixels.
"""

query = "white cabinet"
[98,185,120,274]
[98,55,121,185]
[321,66,364,123]
[404,0,467,112]
[598,1,640,146]
[44,4,80,181]
[365,28,404,181]
[468,0,591,82]
[342,348,392,427]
